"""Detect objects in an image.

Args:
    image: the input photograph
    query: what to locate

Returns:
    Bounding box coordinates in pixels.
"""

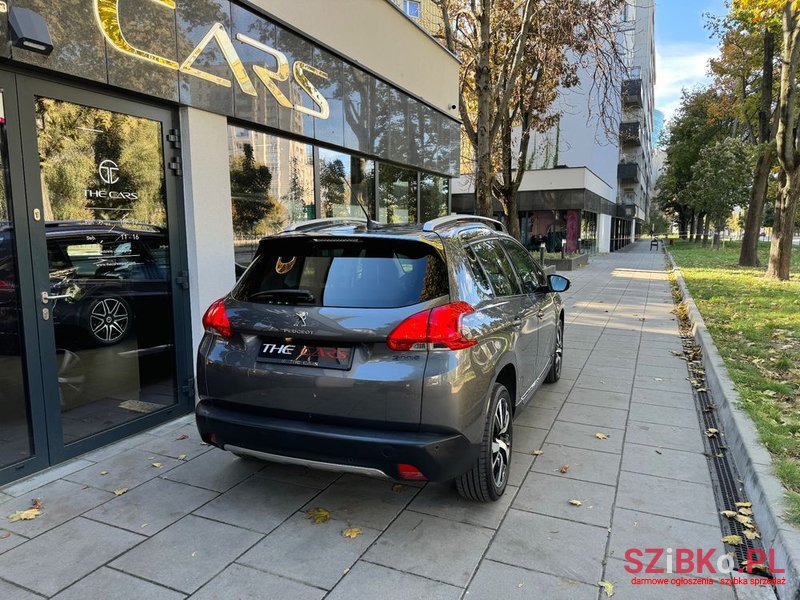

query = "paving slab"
[327,561,462,600]
[110,514,262,594]
[0,517,144,596]
[566,387,631,410]
[237,512,379,590]
[487,509,608,585]
[161,448,263,492]
[514,472,615,527]
[531,443,621,485]
[466,559,598,599]
[626,421,705,453]
[557,402,628,430]
[621,443,712,485]
[65,448,181,492]
[514,405,559,430]
[51,567,186,600]
[616,471,720,526]
[512,424,548,454]
[408,481,516,529]
[364,511,493,587]
[545,420,624,453]
[189,563,323,600]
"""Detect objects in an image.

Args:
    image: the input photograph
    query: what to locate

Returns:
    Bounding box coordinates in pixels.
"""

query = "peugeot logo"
[98,159,120,185]
[295,311,308,327]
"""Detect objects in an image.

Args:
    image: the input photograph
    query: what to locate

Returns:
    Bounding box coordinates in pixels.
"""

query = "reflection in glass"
[378,164,417,224]
[319,149,374,219]
[0,91,34,469]
[35,97,178,444]
[228,125,314,267]
[419,173,449,222]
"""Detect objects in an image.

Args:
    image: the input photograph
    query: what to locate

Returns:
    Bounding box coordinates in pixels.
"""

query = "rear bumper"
[195,399,477,482]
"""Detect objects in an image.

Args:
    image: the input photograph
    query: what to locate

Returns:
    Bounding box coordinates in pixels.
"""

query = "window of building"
[319,149,375,219]
[378,164,417,224]
[228,126,315,268]
[404,0,421,19]
[419,173,450,222]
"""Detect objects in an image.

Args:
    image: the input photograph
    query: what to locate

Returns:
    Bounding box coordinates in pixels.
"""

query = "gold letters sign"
[94,0,330,119]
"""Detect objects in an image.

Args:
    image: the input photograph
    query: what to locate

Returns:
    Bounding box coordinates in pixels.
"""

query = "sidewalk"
[0,242,752,599]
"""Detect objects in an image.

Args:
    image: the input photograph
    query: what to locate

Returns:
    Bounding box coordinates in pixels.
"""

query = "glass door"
[0,73,192,475]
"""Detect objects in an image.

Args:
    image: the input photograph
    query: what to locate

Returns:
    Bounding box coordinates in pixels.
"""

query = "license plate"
[257,339,353,370]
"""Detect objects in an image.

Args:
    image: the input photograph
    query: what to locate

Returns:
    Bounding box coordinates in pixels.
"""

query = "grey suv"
[195,215,569,502]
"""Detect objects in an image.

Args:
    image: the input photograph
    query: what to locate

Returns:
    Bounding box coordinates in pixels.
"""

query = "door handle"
[41,291,72,304]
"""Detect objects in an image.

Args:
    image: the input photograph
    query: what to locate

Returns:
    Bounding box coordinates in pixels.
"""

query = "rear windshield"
[234,237,449,308]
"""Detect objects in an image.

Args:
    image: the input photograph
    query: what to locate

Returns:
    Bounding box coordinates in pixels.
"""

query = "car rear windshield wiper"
[248,289,316,304]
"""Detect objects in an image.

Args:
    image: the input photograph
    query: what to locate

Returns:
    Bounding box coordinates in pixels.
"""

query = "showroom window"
[228,126,315,267]
[378,163,417,224]
[419,172,449,222]
[319,149,375,219]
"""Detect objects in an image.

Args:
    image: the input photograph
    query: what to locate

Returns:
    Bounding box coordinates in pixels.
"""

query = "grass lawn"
[669,240,800,524]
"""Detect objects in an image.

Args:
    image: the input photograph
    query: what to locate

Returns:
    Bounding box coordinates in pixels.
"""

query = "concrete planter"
[543,254,589,271]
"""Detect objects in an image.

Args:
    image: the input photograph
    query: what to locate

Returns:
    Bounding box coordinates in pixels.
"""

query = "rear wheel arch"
[495,363,517,412]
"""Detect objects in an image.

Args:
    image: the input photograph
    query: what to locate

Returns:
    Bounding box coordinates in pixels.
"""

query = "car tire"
[545,318,563,383]
[86,296,131,345]
[456,382,512,502]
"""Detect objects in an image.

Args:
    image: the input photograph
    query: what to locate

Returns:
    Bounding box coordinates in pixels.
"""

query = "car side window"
[502,239,546,291]
[463,245,495,299]
[471,239,521,297]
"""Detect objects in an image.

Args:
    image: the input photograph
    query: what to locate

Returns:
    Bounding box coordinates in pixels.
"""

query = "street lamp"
[561,237,566,259]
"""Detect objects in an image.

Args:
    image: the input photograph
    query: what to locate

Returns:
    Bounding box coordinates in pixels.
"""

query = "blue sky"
[655,0,727,121]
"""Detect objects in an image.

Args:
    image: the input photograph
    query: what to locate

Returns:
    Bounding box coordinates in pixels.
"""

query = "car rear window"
[234,237,449,308]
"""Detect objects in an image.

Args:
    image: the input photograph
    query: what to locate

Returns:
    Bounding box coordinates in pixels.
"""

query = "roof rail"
[422,214,507,233]
[283,217,368,232]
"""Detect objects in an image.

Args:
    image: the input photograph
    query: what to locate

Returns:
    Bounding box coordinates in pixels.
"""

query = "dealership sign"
[94,0,330,119]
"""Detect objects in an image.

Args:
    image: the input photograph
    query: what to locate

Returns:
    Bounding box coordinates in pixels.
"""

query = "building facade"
[452,0,656,254]
[0,0,460,485]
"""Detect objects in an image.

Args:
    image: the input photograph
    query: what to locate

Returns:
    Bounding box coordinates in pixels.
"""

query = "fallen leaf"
[595,433,609,440]
[568,499,582,506]
[560,464,570,474]
[100,471,109,476]
[734,514,753,527]
[391,484,406,493]
[738,507,753,516]
[598,579,615,598]
[744,529,761,540]
[151,462,163,468]
[0,531,10,539]
[113,488,128,496]
[704,428,719,438]
[735,501,752,508]
[655,449,662,455]
[720,510,737,518]
[341,527,362,539]
[721,534,743,545]
[176,434,189,440]
[30,498,43,510]
[654,378,663,382]
[531,450,544,456]
[307,507,331,524]
[177,454,188,461]
[741,559,770,575]
[7,509,40,522]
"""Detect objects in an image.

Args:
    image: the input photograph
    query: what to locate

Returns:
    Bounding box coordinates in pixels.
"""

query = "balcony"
[620,122,641,147]
[618,162,638,184]
[622,78,643,108]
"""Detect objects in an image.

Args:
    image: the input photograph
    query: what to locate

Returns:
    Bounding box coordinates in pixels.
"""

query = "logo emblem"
[295,311,308,327]
[98,159,120,185]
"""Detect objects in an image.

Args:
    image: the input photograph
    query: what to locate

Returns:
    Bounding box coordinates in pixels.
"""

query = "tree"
[436,0,624,239]
[686,138,754,248]
[736,0,800,279]
[710,6,781,265]
[657,88,737,238]
[229,143,275,235]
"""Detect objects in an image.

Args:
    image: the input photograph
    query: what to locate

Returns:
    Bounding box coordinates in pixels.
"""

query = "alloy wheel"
[554,321,563,377]
[491,395,511,488]
[90,298,129,344]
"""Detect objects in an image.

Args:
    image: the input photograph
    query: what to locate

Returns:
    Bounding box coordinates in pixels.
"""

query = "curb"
[667,252,800,600]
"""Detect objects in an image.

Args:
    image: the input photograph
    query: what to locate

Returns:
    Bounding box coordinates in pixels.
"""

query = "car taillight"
[202,298,232,339]
[387,301,476,351]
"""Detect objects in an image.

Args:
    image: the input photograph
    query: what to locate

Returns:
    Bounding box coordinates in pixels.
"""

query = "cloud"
[655,42,718,122]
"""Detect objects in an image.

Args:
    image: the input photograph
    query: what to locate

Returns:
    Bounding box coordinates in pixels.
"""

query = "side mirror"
[548,274,570,293]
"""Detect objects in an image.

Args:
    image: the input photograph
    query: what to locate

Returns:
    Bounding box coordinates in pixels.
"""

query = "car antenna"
[343,179,378,231]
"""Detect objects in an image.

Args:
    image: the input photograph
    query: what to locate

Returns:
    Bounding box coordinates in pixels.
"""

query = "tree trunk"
[701,216,710,247]
[473,2,494,217]
[687,209,695,240]
[740,29,776,267]
[694,213,704,243]
[712,216,724,249]
[767,167,799,279]
[506,190,521,240]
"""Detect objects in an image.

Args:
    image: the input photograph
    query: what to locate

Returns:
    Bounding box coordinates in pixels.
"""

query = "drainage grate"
[680,333,765,569]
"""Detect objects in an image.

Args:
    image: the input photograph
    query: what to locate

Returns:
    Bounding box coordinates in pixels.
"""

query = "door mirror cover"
[548,274,570,293]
